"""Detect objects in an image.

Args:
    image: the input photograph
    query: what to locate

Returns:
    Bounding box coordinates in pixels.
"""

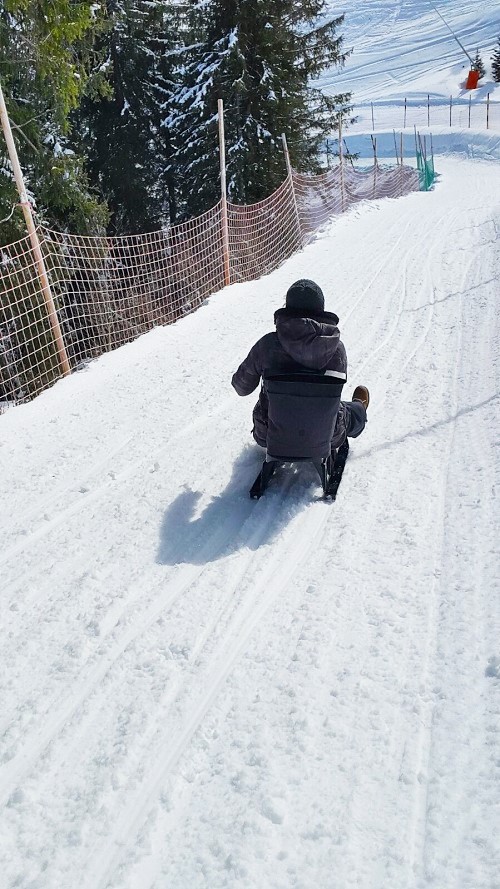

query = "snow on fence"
[0,161,420,407]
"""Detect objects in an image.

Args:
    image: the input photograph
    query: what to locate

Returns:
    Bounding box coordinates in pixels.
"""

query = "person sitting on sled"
[231,278,369,452]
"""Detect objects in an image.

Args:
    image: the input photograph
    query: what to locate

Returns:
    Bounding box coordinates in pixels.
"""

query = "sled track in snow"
[0,468,328,818]
[82,485,334,889]
[404,261,464,883]
[0,368,176,554]
[0,397,234,583]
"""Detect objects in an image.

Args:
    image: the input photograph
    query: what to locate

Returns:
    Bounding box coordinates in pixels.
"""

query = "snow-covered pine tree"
[0,0,109,404]
[165,0,351,219]
[0,0,108,245]
[472,48,486,79]
[73,0,183,233]
[491,38,500,82]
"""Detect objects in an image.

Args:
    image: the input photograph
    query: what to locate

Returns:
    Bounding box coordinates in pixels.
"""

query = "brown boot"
[352,385,369,410]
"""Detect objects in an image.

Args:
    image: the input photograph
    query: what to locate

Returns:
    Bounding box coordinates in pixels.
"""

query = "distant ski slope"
[323,0,500,104]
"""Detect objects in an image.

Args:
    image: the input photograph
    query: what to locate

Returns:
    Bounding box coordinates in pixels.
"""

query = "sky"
[1,3,499,888]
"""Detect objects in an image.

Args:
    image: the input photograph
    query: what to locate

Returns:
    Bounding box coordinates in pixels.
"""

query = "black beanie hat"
[285,279,325,314]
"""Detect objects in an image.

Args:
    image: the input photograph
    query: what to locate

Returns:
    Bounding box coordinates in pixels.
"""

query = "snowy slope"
[324,0,500,104]
[1,5,500,889]
[322,0,500,135]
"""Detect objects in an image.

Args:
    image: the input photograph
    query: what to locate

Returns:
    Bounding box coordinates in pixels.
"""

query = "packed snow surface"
[322,0,500,134]
[324,0,500,104]
[1,2,500,888]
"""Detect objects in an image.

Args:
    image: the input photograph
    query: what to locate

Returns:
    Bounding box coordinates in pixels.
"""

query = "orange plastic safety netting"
[293,164,420,237]
[228,175,302,283]
[0,161,420,407]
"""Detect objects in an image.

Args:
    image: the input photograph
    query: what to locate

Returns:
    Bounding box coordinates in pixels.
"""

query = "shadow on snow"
[157,443,317,566]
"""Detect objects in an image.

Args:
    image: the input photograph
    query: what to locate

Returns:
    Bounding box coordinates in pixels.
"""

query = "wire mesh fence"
[227,176,302,283]
[353,97,500,134]
[0,158,421,408]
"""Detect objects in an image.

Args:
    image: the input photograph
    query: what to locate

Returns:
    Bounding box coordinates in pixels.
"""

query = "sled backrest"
[264,372,344,460]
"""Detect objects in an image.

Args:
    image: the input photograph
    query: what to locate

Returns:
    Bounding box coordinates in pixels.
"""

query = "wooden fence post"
[217,99,231,287]
[281,132,302,248]
[371,135,377,199]
[339,115,345,211]
[393,129,400,165]
[0,78,71,378]
[400,133,404,195]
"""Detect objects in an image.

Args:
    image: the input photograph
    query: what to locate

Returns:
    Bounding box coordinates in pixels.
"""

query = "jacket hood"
[274,307,342,370]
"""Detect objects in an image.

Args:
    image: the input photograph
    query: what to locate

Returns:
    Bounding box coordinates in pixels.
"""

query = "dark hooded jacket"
[231,307,348,449]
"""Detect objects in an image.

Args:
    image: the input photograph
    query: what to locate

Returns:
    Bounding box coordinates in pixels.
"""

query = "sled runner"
[249,372,348,500]
[250,439,349,499]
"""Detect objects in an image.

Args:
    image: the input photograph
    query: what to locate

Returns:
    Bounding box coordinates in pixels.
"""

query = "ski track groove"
[0,561,204,808]
[368,210,450,380]
[352,208,453,417]
[0,397,233,576]
[413,183,500,884]
[0,402,238,640]
[0,374,172,543]
[0,484,255,803]
[326,208,452,886]
[405,194,472,887]
[23,473,301,799]
[341,213,415,331]
[0,468,303,809]
[84,493,333,889]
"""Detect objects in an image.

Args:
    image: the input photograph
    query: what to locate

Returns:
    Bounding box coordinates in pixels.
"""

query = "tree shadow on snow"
[403,277,497,313]
[351,393,499,462]
[157,443,310,566]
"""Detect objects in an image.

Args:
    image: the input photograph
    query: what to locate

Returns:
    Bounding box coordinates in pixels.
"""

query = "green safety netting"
[416,149,435,191]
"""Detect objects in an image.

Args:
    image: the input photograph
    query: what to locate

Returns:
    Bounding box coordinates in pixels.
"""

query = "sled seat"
[249,372,346,499]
